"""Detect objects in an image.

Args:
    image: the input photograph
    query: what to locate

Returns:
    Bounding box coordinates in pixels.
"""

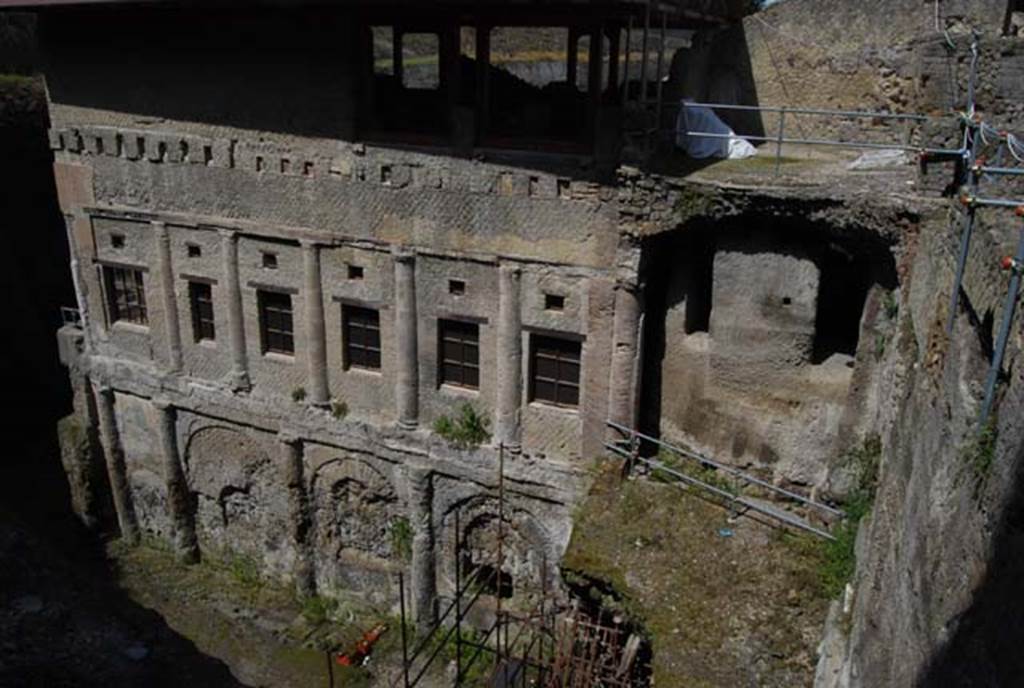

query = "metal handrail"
[680,101,932,122]
[607,420,843,517]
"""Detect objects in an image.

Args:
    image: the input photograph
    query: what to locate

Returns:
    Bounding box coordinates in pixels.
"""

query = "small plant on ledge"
[291,386,307,403]
[330,398,349,419]
[433,402,490,449]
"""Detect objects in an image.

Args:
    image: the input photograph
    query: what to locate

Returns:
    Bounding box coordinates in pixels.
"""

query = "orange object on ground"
[335,623,388,667]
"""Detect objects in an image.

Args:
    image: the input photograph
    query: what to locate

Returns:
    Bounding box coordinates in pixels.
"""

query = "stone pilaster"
[280,431,315,597]
[153,398,198,563]
[94,383,139,545]
[495,263,523,450]
[154,221,183,372]
[301,240,329,405]
[393,247,419,429]
[408,467,436,630]
[64,213,94,351]
[607,279,643,431]
[219,229,250,390]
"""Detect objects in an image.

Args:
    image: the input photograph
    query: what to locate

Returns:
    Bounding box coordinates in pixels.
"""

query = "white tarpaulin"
[675,100,757,160]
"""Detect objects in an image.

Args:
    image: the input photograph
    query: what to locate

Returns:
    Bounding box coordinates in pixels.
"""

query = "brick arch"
[183,424,288,570]
[309,456,399,591]
[438,494,554,607]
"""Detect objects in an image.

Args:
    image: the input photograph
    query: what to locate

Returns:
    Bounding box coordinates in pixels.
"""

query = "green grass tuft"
[433,402,490,449]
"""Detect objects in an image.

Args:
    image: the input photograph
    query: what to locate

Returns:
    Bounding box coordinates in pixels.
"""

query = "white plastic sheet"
[675,99,757,160]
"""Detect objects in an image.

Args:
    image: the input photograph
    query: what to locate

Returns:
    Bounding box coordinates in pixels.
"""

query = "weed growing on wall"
[291,387,307,403]
[330,398,349,419]
[389,517,413,562]
[960,416,998,501]
[433,403,490,449]
[811,435,881,598]
[299,594,338,626]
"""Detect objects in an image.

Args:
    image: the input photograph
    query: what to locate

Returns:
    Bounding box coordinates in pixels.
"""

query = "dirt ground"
[563,463,832,688]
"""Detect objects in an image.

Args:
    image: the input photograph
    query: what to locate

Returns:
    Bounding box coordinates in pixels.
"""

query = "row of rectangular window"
[102,267,581,408]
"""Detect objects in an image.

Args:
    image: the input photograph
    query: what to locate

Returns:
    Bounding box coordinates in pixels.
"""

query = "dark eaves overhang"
[0,0,745,27]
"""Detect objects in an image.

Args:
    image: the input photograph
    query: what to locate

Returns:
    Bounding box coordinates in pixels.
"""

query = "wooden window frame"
[257,289,294,355]
[103,265,148,326]
[343,304,382,371]
[529,333,581,408]
[188,281,216,342]
[438,318,479,390]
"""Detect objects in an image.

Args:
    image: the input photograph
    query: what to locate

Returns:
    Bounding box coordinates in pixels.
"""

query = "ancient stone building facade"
[35,0,999,624]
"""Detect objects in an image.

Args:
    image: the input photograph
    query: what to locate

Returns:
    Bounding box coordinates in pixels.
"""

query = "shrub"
[291,387,307,403]
[330,398,349,419]
[433,403,490,449]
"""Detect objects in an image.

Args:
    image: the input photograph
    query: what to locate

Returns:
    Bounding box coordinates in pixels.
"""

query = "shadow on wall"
[918,441,1024,687]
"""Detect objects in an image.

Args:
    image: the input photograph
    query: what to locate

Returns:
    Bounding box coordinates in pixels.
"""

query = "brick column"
[154,221,183,372]
[153,398,198,563]
[301,240,329,405]
[94,383,139,545]
[408,467,436,629]
[607,279,643,431]
[393,247,419,429]
[495,263,523,450]
[219,229,250,390]
[280,431,315,597]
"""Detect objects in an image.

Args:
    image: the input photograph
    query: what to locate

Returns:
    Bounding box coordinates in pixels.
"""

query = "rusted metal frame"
[408,566,497,687]
[399,572,411,688]
[495,442,506,668]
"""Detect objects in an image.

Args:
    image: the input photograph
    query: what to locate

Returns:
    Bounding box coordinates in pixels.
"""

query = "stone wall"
[44,5,633,613]
[815,203,1024,684]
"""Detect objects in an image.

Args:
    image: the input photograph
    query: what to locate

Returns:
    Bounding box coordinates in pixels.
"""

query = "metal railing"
[678,100,948,175]
[605,420,843,540]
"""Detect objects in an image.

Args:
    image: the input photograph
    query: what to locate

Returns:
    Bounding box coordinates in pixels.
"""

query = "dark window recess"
[348,264,364,280]
[189,282,215,342]
[449,279,466,296]
[343,305,381,370]
[530,334,581,407]
[462,557,513,599]
[439,319,479,389]
[262,252,278,269]
[258,290,294,355]
[186,243,201,258]
[103,266,147,325]
[544,293,565,311]
[812,251,870,363]
[110,233,125,249]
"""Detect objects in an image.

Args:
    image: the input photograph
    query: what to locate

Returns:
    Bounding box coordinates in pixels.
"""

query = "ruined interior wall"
[815,207,1024,686]
[647,203,899,489]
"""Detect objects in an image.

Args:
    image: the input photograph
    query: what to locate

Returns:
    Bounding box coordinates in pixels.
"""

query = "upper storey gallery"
[34,0,745,169]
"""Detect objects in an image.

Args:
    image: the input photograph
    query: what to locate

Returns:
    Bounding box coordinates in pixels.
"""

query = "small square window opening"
[449,279,466,296]
[348,264,364,280]
[262,252,278,269]
[111,234,125,249]
[187,243,202,258]
[544,293,565,311]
